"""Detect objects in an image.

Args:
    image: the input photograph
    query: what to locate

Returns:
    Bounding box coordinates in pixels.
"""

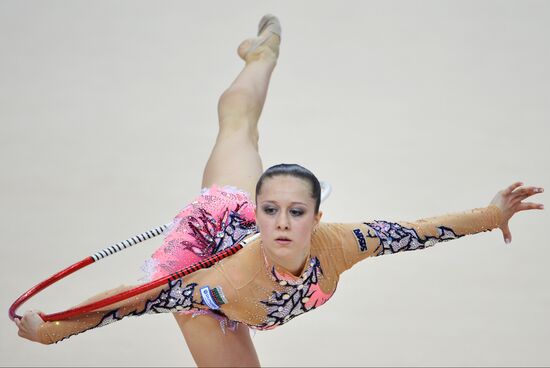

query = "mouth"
[275,237,292,245]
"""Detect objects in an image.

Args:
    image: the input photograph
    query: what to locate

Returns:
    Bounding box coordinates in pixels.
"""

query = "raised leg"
[201,16,280,196]
[175,15,281,367]
[201,59,277,196]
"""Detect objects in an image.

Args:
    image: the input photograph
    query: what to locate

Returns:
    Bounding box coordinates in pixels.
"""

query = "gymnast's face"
[255,175,322,268]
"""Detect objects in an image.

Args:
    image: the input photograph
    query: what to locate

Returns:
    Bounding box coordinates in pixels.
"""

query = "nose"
[276,212,290,230]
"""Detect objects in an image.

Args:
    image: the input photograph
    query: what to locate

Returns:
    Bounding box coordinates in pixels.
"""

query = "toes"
[258,15,281,37]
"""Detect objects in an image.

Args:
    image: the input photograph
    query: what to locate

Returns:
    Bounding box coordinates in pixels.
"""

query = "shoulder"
[312,222,345,248]
[312,222,382,273]
[214,239,262,290]
[310,223,349,273]
[312,222,369,249]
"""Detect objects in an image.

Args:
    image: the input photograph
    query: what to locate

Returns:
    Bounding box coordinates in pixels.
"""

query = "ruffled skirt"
[140,184,257,332]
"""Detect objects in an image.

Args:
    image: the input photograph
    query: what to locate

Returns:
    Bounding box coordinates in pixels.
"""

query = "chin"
[269,244,295,257]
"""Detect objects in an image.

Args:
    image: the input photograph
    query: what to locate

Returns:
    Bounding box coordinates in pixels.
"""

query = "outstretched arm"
[336,182,544,270]
[15,267,236,344]
[15,284,141,344]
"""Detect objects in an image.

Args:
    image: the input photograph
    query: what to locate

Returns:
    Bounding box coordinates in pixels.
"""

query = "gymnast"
[14,14,544,367]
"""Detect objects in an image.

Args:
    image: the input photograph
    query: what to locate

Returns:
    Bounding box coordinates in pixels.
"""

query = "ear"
[314,210,323,226]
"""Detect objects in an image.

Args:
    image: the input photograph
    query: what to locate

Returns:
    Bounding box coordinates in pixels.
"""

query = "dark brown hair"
[255,163,321,213]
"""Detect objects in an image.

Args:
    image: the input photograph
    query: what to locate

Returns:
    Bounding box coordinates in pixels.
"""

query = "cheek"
[292,218,315,237]
[255,213,272,232]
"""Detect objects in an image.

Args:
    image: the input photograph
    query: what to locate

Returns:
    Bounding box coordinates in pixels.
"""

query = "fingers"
[517,202,545,212]
[14,317,28,338]
[503,182,524,195]
[16,311,43,342]
[17,310,38,328]
[504,183,544,212]
[511,186,544,199]
[510,194,544,210]
[501,222,512,244]
[508,183,544,209]
[512,194,545,206]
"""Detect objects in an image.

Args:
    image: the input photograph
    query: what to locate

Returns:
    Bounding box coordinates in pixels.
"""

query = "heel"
[238,14,281,62]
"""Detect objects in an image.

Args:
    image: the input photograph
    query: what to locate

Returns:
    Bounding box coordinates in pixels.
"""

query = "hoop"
[8,223,260,322]
[9,181,332,322]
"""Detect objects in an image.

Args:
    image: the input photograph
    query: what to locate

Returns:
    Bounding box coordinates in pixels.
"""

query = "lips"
[275,237,292,245]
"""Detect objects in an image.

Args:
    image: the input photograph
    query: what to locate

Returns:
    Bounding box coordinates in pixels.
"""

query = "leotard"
[37,201,502,344]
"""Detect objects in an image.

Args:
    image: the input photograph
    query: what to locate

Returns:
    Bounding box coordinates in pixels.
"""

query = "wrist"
[37,321,55,345]
[487,204,504,228]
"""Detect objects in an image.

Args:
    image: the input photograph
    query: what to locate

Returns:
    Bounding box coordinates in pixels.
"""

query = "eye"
[263,207,277,215]
[290,208,304,217]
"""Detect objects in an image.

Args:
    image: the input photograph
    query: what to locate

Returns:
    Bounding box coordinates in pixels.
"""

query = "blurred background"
[1,1,549,366]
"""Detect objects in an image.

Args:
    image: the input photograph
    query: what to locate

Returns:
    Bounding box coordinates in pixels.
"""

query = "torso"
[214,224,342,329]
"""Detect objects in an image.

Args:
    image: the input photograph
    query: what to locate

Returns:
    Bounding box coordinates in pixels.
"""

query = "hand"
[14,310,46,344]
[489,182,544,244]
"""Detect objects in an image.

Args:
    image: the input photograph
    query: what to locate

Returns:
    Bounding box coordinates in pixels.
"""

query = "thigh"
[173,312,260,367]
[202,129,263,199]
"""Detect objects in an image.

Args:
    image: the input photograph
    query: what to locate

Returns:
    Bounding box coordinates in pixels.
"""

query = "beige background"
[1,1,549,366]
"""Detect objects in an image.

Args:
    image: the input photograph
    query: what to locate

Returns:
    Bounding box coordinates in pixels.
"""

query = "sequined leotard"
[37,205,503,344]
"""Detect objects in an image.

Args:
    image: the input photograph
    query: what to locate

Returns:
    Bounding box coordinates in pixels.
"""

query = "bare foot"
[238,14,281,63]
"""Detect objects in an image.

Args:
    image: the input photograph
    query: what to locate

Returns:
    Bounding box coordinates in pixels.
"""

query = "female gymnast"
[14,14,544,367]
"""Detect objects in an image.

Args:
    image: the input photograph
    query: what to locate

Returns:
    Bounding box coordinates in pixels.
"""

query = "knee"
[218,87,260,121]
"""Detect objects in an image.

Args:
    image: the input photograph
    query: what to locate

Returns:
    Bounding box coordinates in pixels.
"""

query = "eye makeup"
[261,206,305,217]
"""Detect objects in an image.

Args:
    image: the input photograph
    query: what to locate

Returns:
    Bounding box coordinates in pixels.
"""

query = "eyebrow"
[261,200,307,206]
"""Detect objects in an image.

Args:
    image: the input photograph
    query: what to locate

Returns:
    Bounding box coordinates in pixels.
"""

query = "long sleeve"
[37,266,237,344]
[335,204,503,271]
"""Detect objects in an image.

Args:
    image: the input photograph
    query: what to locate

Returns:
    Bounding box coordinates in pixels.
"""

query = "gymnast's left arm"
[335,182,544,270]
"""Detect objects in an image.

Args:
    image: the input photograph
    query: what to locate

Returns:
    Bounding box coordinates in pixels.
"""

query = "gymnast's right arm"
[14,267,236,344]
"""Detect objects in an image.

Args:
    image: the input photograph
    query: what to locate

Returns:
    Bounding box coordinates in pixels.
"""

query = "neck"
[261,243,310,277]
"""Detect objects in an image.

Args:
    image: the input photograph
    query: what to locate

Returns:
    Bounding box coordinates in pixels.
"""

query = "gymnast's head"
[254,164,323,260]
